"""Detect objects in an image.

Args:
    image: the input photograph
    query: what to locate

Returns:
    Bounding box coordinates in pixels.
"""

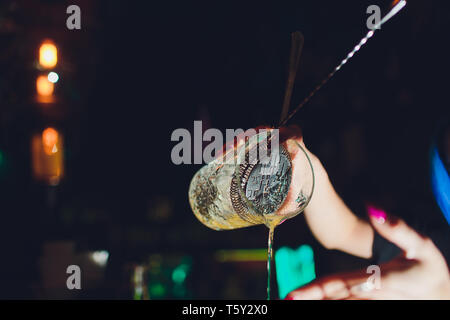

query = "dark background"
[0,0,449,299]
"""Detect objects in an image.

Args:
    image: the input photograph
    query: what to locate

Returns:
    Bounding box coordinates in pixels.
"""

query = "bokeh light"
[42,127,59,155]
[47,72,59,83]
[39,40,58,69]
[36,75,54,101]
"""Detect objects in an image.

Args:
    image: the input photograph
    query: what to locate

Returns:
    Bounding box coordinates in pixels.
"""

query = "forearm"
[437,279,450,299]
[303,154,374,258]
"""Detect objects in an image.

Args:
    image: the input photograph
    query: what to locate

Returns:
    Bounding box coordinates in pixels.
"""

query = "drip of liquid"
[264,215,285,300]
[266,226,275,300]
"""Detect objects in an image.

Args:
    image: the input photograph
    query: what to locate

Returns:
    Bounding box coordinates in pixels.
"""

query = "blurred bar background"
[0,0,448,299]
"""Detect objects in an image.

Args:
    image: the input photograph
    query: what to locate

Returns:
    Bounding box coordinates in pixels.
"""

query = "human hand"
[285,212,450,300]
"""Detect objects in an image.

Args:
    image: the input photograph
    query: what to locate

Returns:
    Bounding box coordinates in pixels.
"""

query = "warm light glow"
[36,75,55,103]
[42,127,59,155]
[31,129,64,185]
[39,41,58,68]
[37,75,54,96]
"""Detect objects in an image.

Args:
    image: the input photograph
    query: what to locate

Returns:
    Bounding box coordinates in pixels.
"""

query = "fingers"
[368,207,436,260]
[218,125,307,164]
[279,125,303,144]
[285,271,401,300]
[284,263,417,300]
[285,270,369,300]
[219,127,263,157]
[343,290,398,300]
[223,125,303,146]
[285,283,327,300]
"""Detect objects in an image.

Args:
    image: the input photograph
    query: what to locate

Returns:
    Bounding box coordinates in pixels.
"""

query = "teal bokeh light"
[275,245,316,299]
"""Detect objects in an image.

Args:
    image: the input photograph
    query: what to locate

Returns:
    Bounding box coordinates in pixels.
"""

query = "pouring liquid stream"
[266,226,275,300]
[264,215,285,300]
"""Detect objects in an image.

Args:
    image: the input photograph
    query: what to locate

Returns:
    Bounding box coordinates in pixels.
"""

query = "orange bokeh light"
[31,128,64,185]
[36,75,55,103]
[36,75,54,96]
[39,40,58,69]
[42,127,59,155]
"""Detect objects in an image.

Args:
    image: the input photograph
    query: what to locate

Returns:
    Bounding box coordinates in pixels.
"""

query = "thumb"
[367,206,434,260]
